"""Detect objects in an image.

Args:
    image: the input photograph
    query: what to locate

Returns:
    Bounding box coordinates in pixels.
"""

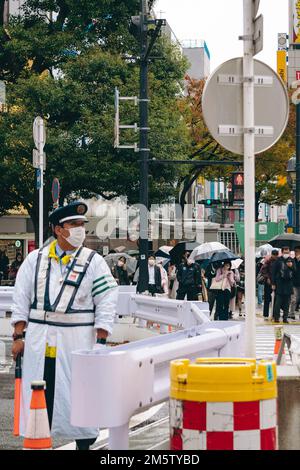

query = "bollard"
[169,358,277,451]
[274,326,286,365]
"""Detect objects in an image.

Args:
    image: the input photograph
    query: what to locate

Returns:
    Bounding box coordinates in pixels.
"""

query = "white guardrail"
[0,284,245,451]
[71,291,244,450]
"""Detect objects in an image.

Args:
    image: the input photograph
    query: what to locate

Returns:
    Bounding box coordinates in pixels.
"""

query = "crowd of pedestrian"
[257,245,300,323]
[107,244,300,323]
[109,249,247,321]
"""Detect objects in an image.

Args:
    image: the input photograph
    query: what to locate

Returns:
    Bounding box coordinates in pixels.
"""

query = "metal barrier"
[117,285,136,316]
[71,320,244,450]
[0,286,13,318]
[128,294,210,330]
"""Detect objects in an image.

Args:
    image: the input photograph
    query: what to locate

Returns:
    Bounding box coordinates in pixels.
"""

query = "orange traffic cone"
[273,326,286,365]
[23,381,52,450]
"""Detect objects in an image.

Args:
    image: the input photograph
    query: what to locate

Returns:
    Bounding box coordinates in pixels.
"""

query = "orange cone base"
[23,437,52,450]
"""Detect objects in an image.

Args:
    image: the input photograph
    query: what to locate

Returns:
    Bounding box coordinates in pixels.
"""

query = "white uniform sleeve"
[90,254,118,335]
[11,250,39,326]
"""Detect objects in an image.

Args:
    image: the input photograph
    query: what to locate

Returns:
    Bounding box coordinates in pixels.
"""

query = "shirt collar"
[55,243,76,257]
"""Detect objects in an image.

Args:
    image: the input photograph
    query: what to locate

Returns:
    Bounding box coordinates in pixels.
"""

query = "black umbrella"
[155,246,172,258]
[209,250,238,264]
[169,241,200,264]
[268,233,300,251]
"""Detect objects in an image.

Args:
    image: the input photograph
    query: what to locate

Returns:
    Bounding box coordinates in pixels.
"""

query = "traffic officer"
[11,201,118,450]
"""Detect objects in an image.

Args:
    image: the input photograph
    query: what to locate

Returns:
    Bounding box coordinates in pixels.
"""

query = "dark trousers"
[215,289,231,321]
[176,286,198,301]
[263,283,273,318]
[43,357,97,450]
[273,294,291,322]
[148,284,160,296]
[208,289,217,314]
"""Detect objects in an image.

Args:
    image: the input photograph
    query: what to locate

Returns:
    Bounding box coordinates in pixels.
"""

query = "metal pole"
[38,120,44,249]
[243,0,256,357]
[296,104,300,234]
[138,0,149,293]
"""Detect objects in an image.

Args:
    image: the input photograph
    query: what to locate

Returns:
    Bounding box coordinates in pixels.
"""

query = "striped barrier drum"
[169,358,277,451]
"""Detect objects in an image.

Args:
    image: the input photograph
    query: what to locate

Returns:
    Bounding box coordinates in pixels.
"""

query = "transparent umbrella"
[104,253,137,275]
[189,242,229,261]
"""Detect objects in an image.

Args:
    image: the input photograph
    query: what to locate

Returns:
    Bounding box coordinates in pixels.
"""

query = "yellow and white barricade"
[169,358,277,451]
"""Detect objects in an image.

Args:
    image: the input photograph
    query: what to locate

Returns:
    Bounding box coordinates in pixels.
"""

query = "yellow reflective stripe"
[45,343,57,358]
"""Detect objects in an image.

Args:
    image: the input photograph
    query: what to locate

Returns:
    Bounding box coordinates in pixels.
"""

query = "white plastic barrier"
[71,321,244,450]
[129,294,210,329]
[0,286,13,317]
[116,285,136,316]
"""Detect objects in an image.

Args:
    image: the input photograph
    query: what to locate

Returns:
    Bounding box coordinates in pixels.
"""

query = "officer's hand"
[12,340,24,361]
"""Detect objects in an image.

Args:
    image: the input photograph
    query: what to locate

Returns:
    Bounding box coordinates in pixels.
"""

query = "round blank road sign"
[202,58,289,155]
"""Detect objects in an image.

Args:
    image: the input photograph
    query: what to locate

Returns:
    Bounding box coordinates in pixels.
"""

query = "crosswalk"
[255,324,300,364]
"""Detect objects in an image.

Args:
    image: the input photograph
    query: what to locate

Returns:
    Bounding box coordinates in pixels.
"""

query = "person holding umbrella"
[211,261,236,321]
[176,252,202,301]
[272,256,295,323]
[259,249,279,320]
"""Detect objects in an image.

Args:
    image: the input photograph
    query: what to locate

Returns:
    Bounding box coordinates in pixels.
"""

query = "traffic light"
[198,199,222,207]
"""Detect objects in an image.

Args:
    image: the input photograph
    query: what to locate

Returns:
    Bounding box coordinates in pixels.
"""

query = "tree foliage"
[0,0,190,239]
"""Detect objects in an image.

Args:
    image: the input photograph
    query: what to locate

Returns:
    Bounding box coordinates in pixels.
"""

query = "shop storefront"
[0,215,35,283]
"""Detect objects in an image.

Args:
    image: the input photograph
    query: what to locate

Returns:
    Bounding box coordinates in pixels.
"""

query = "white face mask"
[63,226,86,248]
[283,253,290,259]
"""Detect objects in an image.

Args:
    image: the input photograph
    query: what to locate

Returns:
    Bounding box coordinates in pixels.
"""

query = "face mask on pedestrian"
[148,259,155,266]
[282,253,290,259]
[63,226,86,247]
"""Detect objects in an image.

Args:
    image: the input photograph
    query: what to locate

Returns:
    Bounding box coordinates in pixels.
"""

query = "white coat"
[11,245,118,439]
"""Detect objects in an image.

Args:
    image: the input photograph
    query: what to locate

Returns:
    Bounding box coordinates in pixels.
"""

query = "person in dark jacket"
[0,249,9,280]
[273,256,295,323]
[112,256,130,286]
[135,255,163,295]
[259,249,279,320]
[8,252,23,281]
[176,252,201,301]
[205,262,219,316]
[290,246,300,319]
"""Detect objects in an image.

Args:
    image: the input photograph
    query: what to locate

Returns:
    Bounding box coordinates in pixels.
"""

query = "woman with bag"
[211,261,235,320]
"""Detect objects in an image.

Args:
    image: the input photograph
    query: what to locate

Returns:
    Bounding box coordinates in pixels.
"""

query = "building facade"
[182,39,210,80]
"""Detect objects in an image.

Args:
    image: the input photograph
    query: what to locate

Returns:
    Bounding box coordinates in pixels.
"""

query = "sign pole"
[38,119,44,249]
[243,0,256,357]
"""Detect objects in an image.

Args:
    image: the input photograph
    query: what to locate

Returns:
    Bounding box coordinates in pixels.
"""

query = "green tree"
[0,0,190,241]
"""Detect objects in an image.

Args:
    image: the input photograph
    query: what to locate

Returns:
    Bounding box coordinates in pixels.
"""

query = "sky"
[155,0,289,72]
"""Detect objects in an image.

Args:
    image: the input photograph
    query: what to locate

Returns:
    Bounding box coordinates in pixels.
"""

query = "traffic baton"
[13,354,22,436]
